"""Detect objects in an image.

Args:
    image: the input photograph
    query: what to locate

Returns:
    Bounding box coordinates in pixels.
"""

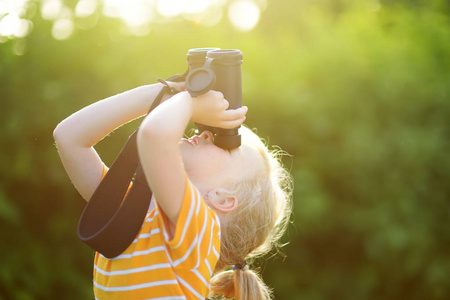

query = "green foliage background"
[1,0,449,299]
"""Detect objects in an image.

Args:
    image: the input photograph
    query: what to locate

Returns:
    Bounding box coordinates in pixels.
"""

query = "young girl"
[54,82,292,300]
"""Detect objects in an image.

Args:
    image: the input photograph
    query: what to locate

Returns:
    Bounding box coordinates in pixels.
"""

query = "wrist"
[134,83,166,113]
[139,91,193,144]
[180,91,195,121]
[139,83,164,99]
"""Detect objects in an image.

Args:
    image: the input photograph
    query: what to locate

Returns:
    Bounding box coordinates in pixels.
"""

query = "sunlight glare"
[0,0,29,18]
[156,0,184,17]
[183,0,211,14]
[52,18,74,40]
[41,0,63,20]
[75,0,98,18]
[102,0,121,18]
[0,14,31,37]
[121,5,149,27]
[1,0,265,41]
[228,0,260,31]
[103,0,153,28]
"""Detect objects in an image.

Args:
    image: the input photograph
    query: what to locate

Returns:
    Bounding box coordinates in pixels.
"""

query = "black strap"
[77,73,186,258]
[77,131,150,258]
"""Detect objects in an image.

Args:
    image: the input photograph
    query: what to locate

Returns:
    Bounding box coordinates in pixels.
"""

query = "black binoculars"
[185,48,243,149]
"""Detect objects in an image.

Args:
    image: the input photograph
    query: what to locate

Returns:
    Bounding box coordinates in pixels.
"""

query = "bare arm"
[136,91,247,232]
[53,83,177,201]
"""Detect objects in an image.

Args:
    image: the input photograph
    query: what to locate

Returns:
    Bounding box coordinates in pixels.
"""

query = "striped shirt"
[93,175,221,300]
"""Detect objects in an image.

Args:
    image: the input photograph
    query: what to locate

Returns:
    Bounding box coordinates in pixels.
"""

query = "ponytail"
[210,265,272,300]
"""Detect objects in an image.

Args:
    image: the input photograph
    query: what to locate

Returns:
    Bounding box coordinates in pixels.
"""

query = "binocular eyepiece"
[185,48,243,149]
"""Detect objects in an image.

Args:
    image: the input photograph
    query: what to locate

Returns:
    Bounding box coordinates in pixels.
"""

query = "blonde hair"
[209,126,293,300]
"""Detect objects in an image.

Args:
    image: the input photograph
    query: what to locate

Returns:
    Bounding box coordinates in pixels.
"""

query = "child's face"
[179,129,262,192]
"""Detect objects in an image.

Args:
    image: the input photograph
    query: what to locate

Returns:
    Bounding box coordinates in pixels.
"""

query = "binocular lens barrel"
[187,48,221,71]
[206,49,243,110]
[186,48,243,149]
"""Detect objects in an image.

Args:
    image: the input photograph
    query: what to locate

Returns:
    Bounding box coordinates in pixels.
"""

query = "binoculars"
[185,48,243,149]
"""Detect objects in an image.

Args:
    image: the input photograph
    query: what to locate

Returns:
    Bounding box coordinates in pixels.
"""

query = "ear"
[206,190,238,213]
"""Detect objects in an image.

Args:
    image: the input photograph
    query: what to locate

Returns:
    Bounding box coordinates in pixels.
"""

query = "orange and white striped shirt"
[93,175,221,300]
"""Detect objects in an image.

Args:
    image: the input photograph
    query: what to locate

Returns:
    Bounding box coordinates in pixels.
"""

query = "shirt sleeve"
[156,174,221,269]
[101,165,109,179]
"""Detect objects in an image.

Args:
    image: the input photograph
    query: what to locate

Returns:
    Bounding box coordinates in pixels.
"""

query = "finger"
[219,116,246,129]
[209,90,223,98]
[176,82,186,91]
[222,99,230,110]
[222,106,248,121]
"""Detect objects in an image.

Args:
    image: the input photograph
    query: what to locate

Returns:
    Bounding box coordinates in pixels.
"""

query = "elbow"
[137,114,161,144]
[53,120,73,148]
[136,124,159,148]
[136,126,157,158]
[137,119,177,151]
[53,122,65,145]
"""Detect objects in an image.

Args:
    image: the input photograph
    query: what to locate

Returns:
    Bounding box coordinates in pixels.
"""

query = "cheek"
[195,150,227,173]
[195,149,218,165]
[181,148,211,169]
[180,144,228,174]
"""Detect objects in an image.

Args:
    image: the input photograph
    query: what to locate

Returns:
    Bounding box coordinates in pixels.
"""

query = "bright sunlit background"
[0,0,265,42]
[1,0,450,299]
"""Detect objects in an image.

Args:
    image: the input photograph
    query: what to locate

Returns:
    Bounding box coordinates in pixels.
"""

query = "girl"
[54,82,292,300]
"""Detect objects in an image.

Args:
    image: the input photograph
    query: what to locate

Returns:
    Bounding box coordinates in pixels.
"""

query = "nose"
[199,130,214,143]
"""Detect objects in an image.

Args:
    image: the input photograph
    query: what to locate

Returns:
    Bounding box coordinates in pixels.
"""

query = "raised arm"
[136,91,247,234]
[53,83,180,201]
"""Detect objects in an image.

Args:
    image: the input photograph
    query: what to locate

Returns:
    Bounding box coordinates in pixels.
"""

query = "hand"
[190,90,248,129]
